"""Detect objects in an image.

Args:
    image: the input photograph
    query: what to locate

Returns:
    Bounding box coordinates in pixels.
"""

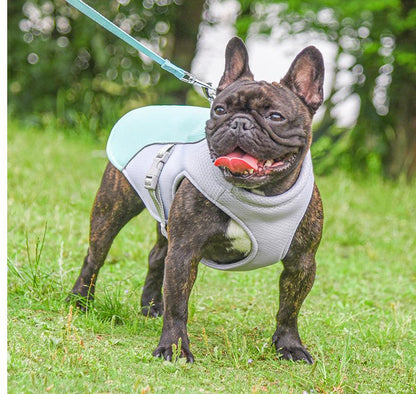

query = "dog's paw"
[272,329,314,364]
[153,341,194,363]
[275,344,314,364]
[141,302,163,318]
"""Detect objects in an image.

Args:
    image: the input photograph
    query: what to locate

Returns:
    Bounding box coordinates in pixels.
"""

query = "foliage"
[8,0,416,178]
[8,120,416,393]
[236,0,416,179]
[8,0,206,136]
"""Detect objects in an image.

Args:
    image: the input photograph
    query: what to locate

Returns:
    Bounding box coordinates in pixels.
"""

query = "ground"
[7,122,416,393]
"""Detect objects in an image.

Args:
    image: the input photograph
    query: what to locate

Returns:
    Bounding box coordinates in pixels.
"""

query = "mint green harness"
[107,105,210,171]
[106,105,314,271]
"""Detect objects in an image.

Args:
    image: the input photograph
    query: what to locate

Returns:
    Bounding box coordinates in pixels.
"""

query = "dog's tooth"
[248,169,254,174]
[265,160,273,167]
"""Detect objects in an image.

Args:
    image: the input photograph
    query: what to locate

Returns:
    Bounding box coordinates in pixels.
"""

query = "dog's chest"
[225,219,251,255]
[201,219,251,264]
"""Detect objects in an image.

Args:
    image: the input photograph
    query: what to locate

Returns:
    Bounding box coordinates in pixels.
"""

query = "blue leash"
[66,0,216,101]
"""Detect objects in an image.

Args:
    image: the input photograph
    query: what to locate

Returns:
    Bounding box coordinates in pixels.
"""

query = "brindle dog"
[69,37,324,364]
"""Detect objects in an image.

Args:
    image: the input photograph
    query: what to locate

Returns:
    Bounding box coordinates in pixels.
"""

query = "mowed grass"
[7,120,416,393]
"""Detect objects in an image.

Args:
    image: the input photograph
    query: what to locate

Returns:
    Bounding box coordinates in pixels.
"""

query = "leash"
[66,0,216,102]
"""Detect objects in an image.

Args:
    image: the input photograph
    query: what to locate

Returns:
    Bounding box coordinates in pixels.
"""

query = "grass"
[7,120,416,393]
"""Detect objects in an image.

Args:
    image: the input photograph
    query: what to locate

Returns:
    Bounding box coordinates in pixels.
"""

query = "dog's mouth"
[214,148,298,178]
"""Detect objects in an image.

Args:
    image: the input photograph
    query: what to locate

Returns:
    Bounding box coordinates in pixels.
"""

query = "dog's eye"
[267,112,285,122]
[214,106,227,116]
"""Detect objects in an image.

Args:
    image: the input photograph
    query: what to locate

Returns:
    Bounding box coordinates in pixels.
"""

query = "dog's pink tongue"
[214,151,259,173]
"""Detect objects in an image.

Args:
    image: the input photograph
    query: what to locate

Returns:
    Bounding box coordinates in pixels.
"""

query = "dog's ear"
[217,37,254,93]
[281,46,324,113]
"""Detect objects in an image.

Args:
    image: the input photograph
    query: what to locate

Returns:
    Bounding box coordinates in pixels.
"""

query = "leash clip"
[180,72,217,102]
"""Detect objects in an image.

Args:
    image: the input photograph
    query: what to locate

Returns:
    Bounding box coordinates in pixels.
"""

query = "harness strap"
[144,144,174,236]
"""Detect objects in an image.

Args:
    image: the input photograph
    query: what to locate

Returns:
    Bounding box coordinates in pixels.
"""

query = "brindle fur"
[69,37,325,364]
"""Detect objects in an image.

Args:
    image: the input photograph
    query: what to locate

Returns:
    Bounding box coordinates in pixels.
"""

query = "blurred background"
[7,0,416,180]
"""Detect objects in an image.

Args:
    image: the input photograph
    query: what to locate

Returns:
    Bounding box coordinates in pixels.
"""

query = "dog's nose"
[231,118,252,132]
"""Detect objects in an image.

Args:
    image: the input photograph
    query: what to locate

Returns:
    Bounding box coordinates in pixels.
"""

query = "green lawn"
[7,121,416,393]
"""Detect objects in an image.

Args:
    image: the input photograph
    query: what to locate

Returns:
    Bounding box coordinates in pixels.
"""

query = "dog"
[69,37,324,364]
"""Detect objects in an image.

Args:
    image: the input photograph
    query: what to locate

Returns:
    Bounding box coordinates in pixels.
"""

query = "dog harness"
[107,105,315,271]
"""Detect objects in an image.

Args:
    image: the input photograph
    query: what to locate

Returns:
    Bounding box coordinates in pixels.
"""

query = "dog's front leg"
[152,179,208,363]
[273,253,316,364]
[272,185,323,364]
[152,244,200,363]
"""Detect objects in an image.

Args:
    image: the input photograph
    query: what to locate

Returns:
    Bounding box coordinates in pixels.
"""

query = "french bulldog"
[69,37,324,364]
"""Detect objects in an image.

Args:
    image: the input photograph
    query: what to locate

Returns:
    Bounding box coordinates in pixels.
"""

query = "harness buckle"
[144,174,158,190]
[144,144,174,191]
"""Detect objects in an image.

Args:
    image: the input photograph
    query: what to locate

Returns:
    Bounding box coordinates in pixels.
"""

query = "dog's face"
[206,38,324,192]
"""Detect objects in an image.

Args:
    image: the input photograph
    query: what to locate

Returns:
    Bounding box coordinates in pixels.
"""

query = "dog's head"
[206,37,324,194]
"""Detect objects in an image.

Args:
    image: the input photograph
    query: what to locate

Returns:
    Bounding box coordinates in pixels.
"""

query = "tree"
[9,0,416,179]
[236,0,416,179]
[8,0,205,134]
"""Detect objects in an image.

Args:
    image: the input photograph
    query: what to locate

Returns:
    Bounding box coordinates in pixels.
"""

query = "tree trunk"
[387,72,416,180]
[159,0,206,104]
[383,0,416,180]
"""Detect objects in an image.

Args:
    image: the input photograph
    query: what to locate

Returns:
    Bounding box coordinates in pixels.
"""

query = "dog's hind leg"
[69,162,145,310]
[141,223,167,317]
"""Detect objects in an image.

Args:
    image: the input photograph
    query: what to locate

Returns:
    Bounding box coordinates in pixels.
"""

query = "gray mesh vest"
[122,139,315,271]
